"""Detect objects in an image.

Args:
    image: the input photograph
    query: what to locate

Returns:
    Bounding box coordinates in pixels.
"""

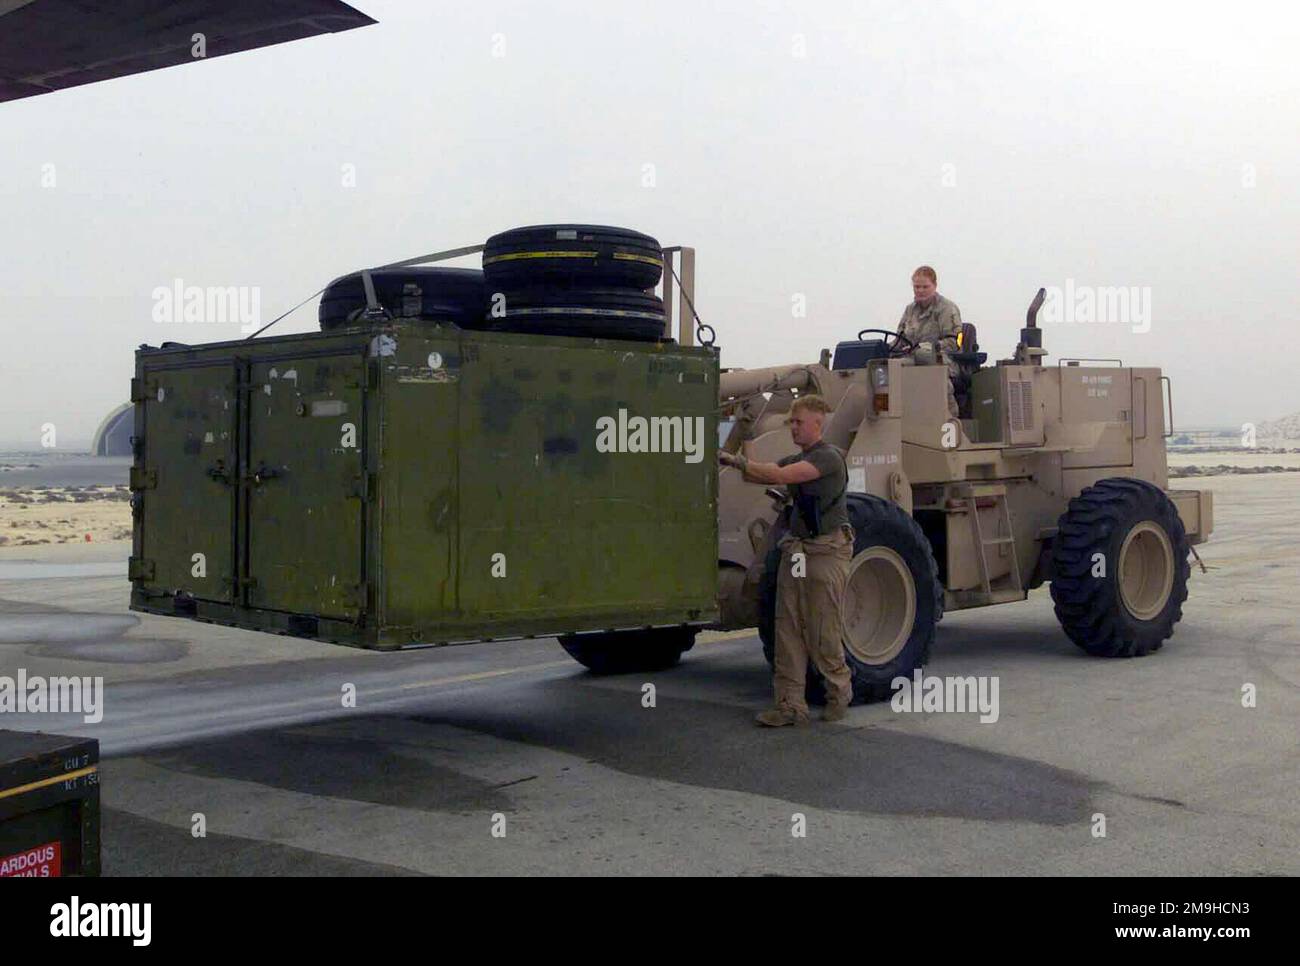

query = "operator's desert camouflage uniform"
[897,294,962,418]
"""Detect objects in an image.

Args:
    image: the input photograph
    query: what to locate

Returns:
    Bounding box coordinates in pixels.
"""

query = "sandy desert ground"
[0,485,133,547]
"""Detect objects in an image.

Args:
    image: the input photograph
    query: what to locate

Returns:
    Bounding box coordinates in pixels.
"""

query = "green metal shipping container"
[128,323,719,649]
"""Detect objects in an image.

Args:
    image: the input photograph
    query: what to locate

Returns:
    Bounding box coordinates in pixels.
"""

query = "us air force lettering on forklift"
[127,226,1212,697]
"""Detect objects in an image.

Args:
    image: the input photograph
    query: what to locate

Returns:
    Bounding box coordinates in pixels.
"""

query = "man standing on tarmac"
[719,395,854,726]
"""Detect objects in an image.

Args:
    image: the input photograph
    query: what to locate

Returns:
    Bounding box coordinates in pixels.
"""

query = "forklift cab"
[834,322,987,419]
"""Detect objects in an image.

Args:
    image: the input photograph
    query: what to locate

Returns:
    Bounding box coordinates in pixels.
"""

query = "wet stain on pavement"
[407,680,1100,826]
[103,807,423,876]
[146,731,514,814]
[0,604,187,662]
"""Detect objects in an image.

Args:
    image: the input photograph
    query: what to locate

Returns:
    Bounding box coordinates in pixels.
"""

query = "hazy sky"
[2,0,1297,447]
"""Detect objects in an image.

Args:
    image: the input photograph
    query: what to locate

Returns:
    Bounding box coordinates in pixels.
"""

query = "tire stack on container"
[480,224,666,341]
[317,224,666,343]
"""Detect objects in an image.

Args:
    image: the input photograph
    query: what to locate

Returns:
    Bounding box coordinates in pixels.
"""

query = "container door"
[455,338,718,624]
[243,352,368,620]
[136,361,239,602]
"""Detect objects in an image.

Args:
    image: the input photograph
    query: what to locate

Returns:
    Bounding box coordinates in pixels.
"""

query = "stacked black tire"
[481,225,666,341]
[318,225,666,342]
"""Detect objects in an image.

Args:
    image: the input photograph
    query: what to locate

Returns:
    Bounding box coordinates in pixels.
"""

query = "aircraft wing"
[0,0,376,104]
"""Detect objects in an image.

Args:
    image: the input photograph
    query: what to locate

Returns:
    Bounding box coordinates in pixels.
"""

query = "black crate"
[0,731,100,877]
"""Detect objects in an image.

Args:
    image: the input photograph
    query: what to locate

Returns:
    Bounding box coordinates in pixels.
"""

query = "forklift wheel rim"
[1118,520,1174,621]
[842,546,916,665]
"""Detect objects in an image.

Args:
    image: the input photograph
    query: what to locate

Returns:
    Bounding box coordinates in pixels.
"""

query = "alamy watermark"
[151,279,261,333]
[890,669,999,723]
[0,670,103,723]
[1039,279,1151,334]
[50,897,150,946]
[595,409,706,463]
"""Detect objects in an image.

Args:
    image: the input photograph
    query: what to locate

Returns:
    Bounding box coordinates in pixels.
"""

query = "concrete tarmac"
[0,474,1296,875]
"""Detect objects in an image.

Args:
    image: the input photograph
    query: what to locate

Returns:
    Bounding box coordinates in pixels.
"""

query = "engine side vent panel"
[1003,370,1043,446]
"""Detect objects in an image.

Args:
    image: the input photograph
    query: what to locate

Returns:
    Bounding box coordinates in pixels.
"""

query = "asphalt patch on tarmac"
[0,604,187,662]
[26,636,188,663]
[0,610,138,643]
[0,596,64,616]
[102,807,422,876]
[144,731,515,814]
[407,679,1100,826]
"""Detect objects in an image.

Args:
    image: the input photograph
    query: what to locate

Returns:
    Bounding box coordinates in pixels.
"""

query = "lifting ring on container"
[667,258,716,349]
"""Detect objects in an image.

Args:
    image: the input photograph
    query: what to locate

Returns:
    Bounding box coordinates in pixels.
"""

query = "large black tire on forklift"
[759,493,943,704]
[558,626,697,674]
[482,287,666,341]
[1050,478,1190,657]
[483,224,663,290]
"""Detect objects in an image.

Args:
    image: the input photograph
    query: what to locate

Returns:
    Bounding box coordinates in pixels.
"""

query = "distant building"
[91,403,133,457]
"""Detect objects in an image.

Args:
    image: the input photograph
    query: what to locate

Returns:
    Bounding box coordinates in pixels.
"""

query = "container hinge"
[128,557,155,581]
[350,361,379,391]
[129,377,149,402]
[129,466,157,490]
[348,582,372,611]
[350,473,379,501]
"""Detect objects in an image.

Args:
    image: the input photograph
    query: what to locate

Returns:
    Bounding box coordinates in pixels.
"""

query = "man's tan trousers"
[773,523,855,713]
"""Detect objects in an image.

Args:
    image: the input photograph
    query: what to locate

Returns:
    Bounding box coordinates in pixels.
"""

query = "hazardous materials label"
[0,841,61,876]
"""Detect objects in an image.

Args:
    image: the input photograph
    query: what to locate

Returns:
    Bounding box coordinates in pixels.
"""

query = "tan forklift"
[708,284,1213,702]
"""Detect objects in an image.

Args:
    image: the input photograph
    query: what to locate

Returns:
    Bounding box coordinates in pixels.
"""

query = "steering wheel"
[857,328,916,357]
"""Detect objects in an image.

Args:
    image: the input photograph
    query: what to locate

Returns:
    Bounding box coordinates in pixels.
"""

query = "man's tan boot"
[822,700,849,722]
[755,707,809,728]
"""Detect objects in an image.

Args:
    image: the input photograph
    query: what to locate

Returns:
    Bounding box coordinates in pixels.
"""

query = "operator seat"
[946,322,987,419]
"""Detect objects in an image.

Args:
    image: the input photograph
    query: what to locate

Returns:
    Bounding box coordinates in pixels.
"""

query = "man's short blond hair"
[912,265,937,284]
[790,394,832,417]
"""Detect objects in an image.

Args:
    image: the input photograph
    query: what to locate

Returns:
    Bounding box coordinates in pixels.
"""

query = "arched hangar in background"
[91,403,133,457]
